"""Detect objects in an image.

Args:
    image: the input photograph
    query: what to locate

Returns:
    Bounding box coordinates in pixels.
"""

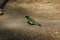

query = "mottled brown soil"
[0,0,60,40]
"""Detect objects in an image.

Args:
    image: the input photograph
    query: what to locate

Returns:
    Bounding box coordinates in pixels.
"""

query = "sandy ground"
[0,1,60,40]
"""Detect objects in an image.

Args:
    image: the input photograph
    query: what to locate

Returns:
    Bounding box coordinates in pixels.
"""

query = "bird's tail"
[36,22,42,26]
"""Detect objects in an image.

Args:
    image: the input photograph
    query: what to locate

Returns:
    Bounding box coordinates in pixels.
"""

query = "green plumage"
[28,18,36,25]
[25,16,42,26]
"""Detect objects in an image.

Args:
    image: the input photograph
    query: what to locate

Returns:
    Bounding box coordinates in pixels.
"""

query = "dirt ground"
[0,0,60,40]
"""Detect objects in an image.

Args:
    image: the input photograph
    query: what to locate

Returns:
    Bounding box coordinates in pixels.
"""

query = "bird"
[25,16,42,26]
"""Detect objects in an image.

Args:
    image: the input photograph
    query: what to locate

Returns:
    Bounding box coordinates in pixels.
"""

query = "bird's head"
[25,16,29,19]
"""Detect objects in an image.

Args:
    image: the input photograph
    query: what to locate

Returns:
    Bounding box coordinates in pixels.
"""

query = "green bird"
[25,16,42,26]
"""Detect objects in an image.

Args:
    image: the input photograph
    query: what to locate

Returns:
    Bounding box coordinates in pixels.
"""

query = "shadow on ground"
[0,29,55,40]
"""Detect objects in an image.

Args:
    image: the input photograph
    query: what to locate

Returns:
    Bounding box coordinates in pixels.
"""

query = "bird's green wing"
[27,18,42,26]
[28,18,36,24]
